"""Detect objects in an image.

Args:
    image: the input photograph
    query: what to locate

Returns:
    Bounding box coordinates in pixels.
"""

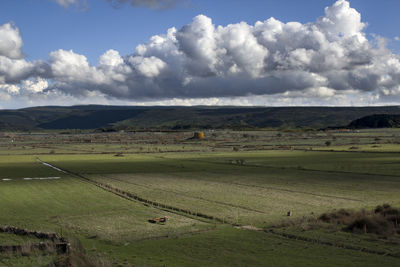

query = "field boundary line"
[100,175,268,214]
[0,243,68,255]
[266,229,400,259]
[36,158,233,225]
[177,157,400,179]
[229,181,362,202]
[18,158,400,260]
[259,164,400,179]
[32,144,203,154]
[0,226,70,255]
[150,156,363,202]
[297,149,400,155]
[36,157,400,260]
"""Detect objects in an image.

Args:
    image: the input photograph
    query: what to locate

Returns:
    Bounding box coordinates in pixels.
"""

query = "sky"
[1,0,400,108]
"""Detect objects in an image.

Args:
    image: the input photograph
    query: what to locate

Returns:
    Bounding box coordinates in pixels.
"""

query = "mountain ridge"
[0,105,399,131]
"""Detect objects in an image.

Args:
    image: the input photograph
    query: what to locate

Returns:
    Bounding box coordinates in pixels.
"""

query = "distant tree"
[325,141,331,146]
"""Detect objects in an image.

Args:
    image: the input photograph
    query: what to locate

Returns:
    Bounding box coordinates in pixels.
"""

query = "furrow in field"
[36,157,400,260]
[148,156,365,202]
[171,155,400,179]
[228,181,362,202]
[256,164,400,179]
[36,158,231,225]
[96,175,268,214]
[266,229,400,259]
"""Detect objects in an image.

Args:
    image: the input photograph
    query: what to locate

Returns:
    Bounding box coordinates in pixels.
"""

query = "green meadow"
[0,129,399,266]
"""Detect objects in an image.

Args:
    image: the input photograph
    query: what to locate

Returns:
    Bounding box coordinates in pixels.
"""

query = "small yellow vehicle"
[148,216,169,224]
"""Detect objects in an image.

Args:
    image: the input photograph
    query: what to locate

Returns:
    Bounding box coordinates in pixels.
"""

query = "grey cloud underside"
[1,0,400,103]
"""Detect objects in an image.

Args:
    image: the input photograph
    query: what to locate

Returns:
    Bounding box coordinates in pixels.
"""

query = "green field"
[0,129,400,266]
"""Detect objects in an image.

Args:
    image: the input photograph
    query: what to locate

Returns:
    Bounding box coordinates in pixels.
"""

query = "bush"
[319,204,400,237]
[319,209,353,224]
[325,141,331,146]
[346,216,395,236]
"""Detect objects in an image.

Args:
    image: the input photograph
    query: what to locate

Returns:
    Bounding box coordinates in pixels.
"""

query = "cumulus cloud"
[21,78,49,93]
[47,0,400,101]
[49,49,105,83]
[0,84,20,95]
[0,23,23,59]
[0,22,49,100]
[2,0,400,107]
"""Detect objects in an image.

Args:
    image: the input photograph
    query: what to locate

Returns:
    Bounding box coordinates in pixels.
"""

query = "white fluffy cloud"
[22,78,49,93]
[99,49,124,67]
[2,0,400,107]
[0,56,35,82]
[50,49,105,83]
[318,0,365,40]
[0,23,23,59]
[129,56,167,78]
[0,84,20,94]
[0,22,49,100]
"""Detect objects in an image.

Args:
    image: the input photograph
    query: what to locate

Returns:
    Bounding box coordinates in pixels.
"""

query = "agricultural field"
[0,129,399,266]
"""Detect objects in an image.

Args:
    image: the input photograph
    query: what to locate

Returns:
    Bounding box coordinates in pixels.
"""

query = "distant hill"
[348,114,400,129]
[0,105,400,131]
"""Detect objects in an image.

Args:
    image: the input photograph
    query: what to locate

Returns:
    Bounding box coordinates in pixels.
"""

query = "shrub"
[346,216,395,236]
[325,141,331,146]
[319,204,400,237]
[319,209,353,225]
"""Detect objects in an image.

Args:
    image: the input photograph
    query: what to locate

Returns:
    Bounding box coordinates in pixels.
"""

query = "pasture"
[0,129,399,266]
